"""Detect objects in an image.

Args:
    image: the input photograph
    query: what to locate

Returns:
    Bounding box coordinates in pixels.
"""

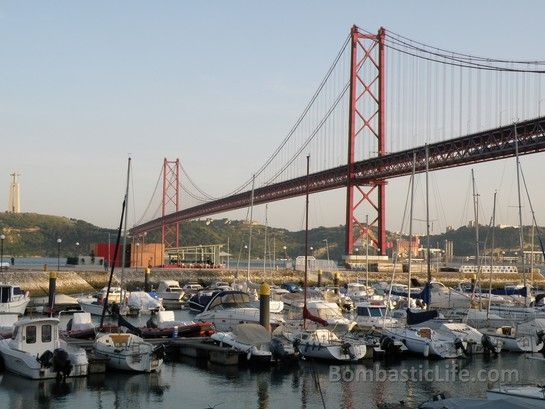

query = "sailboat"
[92,158,165,373]
[282,155,366,361]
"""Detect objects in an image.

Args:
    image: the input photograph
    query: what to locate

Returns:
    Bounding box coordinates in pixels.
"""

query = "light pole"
[57,238,62,271]
[322,239,330,264]
[0,234,5,271]
[135,242,140,272]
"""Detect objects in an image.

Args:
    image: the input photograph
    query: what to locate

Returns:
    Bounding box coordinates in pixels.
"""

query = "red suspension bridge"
[131,26,545,256]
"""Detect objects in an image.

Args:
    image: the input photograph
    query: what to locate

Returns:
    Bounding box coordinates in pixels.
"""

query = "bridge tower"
[162,158,180,249]
[345,26,387,256]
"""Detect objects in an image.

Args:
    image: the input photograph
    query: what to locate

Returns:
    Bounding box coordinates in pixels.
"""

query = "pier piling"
[259,282,270,331]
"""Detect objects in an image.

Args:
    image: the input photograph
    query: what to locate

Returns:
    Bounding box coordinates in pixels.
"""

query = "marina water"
[0,310,543,409]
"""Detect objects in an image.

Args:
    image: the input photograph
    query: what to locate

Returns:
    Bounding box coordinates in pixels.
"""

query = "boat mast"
[365,214,369,287]
[120,157,131,303]
[425,144,431,285]
[487,191,497,318]
[471,169,481,308]
[304,155,310,330]
[264,204,268,276]
[514,124,527,305]
[100,157,130,329]
[408,152,416,309]
[247,174,256,284]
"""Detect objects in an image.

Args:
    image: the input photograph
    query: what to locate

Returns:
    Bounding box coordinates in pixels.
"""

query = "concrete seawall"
[2,266,543,297]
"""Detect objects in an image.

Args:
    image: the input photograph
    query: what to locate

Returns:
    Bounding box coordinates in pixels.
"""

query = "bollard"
[48,270,57,316]
[145,267,151,292]
[317,270,322,287]
[333,272,339,294]
[259,282,270,331]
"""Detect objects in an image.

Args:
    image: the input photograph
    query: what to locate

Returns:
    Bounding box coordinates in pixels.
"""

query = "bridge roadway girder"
[131,117,545,236]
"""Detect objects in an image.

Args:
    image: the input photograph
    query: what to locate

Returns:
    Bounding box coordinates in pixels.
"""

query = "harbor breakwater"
[2,267,543,297]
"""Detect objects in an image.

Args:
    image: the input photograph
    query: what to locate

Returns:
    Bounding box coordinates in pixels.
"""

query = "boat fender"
[37,350,54,368]
[423,343,430,358]
[172,326,178,338]
[246,349,252,361]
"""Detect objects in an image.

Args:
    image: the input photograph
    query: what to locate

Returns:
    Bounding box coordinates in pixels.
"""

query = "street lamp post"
[0,234,5,271]
[322,239,330,264]
[57,238,62,271]
[136,242,140,273]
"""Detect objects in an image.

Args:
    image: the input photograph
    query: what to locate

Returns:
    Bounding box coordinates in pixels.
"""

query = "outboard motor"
[481,334,499,355]
[292,338,303,358]
[151,344,165,360]
[146,315,158,329]
[537,330,545,353]
[270,337,288,361]
[37,350,54,368]
[380,335,398,356]
[341,341,356,360]
[454,338,467,356]
[52,348,73,382]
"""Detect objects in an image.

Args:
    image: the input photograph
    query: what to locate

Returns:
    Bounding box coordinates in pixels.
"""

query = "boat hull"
[94,334,163,373]
[298,342,366,361]
[0,297,30,315]
[487,388,545,406]
[0,340,88,380]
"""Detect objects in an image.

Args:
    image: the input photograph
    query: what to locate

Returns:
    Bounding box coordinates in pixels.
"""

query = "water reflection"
[0,351,542,408]
[0,370,169,409]
[0,373,85,408]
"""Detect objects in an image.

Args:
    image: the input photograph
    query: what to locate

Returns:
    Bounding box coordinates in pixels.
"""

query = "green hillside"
[0,212,115,257]
[0,212,541,261]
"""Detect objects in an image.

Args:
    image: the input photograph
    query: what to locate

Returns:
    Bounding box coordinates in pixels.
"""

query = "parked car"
[281,283,303,293]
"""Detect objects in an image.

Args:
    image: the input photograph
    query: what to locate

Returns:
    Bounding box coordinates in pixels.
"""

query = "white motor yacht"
[345,282,375,302]
[0,284,30,315]
[286,328,366,361]
[304,300,356,332]
[382,325,466,359]
[195,290,285,331]
[156,280,185,302]
[354,301,398,330]
[212,323,297,363]
[414,320,502,354]
[0,317,88,380]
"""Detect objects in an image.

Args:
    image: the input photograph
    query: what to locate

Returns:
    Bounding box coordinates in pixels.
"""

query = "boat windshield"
[357,306,385,317]
[208,293,250,310]
[370,307,385,317]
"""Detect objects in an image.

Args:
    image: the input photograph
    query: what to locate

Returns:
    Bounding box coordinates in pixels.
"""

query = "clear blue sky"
[1,1,544,234]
